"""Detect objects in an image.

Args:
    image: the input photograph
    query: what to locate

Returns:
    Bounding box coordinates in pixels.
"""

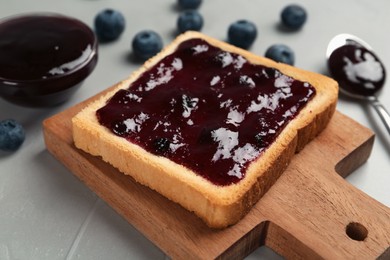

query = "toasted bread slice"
[72,31,338,228]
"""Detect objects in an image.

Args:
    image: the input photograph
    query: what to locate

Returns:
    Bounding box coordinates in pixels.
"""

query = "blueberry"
[182,94,196,109]
[0,119,25,152]
[228,20,257,49]
[263,67,277,78]
[94,9,126,42]
[132,30,163,60]
[265,44,295,65]
[153,137,170,154]
[178,0,202,9]
[177,10,203,33]
[281,4,307,30]
[112,120,127,136]
[254,133,264,147]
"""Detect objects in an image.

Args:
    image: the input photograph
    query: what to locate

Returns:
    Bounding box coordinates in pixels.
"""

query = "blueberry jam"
[97,39,316,186]
[0,14,95,81]
[328,42,386,97]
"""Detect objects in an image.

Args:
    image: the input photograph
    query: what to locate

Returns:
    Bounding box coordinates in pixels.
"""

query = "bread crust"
[72,31,338,228]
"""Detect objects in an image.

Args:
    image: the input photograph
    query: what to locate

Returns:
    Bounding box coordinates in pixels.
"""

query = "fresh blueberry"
[280,4,307,30]
[0,119,25,152]
[177,10,203,33]
[228,20,257,49]
[265,44,295,65]
[132,30,163,60]
[178,0,202,9]
[94,9,126,42]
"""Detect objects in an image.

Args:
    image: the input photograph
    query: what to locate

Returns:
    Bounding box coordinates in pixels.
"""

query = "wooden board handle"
[255,136,390,259]
[264,175,390,259]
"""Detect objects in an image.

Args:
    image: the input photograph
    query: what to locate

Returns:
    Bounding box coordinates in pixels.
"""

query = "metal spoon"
[327,33,390,135]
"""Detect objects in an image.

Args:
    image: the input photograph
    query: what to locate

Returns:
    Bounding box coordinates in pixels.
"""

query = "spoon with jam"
[327,33,390,134]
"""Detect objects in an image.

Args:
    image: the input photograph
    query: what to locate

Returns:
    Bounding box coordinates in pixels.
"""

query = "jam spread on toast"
[97,38,315,185]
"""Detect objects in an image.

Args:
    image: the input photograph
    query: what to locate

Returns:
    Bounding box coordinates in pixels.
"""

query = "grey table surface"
[1,0,389,259]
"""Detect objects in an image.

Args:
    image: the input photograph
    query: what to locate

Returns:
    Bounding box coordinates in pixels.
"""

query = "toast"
[72,31,338,228]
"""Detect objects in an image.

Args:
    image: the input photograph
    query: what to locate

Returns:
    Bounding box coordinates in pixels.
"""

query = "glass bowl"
[0,12,98,107]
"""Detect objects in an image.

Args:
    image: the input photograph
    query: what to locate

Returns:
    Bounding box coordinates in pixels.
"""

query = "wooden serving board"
[43,87,390,259]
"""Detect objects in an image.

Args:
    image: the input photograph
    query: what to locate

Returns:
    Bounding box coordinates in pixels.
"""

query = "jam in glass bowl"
[0,12,98,107]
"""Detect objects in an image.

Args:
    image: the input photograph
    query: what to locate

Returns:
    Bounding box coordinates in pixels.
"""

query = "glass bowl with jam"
[0,12,98,107]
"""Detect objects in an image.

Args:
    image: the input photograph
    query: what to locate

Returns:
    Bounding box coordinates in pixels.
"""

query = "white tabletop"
[1,0,389,259]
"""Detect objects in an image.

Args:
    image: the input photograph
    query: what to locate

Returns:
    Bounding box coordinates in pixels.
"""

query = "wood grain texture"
[43,89,390,259]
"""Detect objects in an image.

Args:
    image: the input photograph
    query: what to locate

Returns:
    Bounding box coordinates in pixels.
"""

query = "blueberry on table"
[0,119,25,152]
[177,10,203,33]
[132,30,163,60]
[178,0,202,9]
[280,4,307,30]
[94,9,126,42]
[227,20,257,49]
[265,44,295,65]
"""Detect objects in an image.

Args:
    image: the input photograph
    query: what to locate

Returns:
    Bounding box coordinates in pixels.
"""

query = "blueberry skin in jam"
[97,39,316,186]
[328,42,386,97]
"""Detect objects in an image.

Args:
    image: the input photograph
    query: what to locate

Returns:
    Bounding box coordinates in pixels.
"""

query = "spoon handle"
[369,96,390,135]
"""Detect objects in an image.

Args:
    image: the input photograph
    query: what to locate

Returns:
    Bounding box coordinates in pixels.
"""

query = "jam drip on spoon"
[97,38,316,186]
[328,41,386,97]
